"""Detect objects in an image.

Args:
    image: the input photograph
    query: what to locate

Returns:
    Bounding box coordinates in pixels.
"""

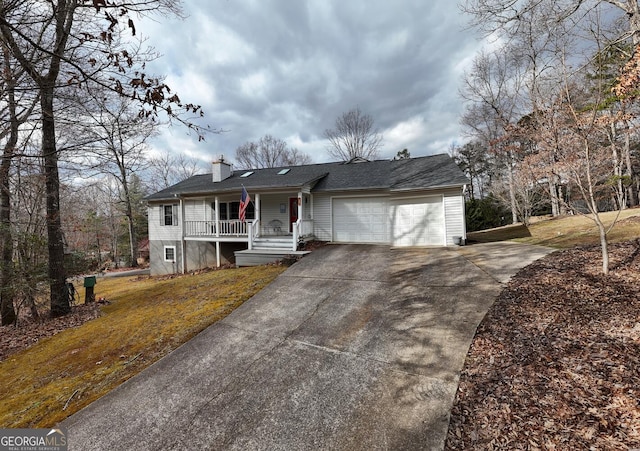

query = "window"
[164,246,176,262]
[240,171,254,178]
[160,204,178,226]
[230,201,240,219]
[277,168,290,175]
[212,201,254,221]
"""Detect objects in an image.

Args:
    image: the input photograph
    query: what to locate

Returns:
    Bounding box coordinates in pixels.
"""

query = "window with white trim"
[210,201,254,220]
[164,246,176,262]
[160,204,178,226]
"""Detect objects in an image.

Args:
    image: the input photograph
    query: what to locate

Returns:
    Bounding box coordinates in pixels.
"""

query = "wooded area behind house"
[0,0,211,325]
[452,0,640,274]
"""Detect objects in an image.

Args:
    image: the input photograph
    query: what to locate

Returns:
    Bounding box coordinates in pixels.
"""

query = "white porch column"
[214,196,220,237]
[297,191,303,222]
[255,193,261,220]
[216,242,221,268]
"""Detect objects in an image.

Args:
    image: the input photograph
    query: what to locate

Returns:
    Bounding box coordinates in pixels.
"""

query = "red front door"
[289,197,298,232]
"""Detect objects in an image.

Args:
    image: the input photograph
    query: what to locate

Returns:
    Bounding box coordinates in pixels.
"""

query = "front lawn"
[0,264,286,428]
[467,208,640,248]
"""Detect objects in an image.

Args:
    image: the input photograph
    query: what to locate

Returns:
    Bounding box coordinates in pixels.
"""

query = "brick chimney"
[212,156,232,182]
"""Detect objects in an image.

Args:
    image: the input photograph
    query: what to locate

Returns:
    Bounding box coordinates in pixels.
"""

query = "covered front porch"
[179,191,314,267]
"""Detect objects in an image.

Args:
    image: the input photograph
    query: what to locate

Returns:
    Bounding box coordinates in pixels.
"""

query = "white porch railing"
[184,220,248,237]
[292,220,300,251]
[247,219,260,250]
[185,218,314,252]
[292,219,314,251]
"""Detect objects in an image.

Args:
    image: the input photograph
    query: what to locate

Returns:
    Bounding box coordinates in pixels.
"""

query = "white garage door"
[332,197,389,243]
[391,197,444,246]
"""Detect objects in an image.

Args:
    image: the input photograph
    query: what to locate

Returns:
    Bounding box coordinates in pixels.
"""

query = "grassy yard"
[467,208,640,248]
[0,264,286,428]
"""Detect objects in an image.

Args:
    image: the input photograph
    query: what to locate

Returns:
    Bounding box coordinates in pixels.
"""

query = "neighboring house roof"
[146,154,469,201]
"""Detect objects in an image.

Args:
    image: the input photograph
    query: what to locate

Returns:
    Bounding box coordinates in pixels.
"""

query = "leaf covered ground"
[0,303,101,362]
[445,240,640,450]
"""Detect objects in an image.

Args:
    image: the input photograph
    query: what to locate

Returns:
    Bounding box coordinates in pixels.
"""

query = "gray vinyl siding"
[312,193,332,241]
[184,199,206,221]
[444,190,466,245]
[259,194,290,229]
[148,203,181,241]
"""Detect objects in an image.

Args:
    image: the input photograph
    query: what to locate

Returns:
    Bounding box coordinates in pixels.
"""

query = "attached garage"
[332,197,389,243]
[391,196,445,247]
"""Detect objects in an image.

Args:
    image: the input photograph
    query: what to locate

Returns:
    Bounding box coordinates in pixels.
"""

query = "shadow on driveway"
[64,242,552,451]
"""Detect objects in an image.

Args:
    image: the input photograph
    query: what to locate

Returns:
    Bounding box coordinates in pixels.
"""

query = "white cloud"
[382,116,427,157]
[239,71,269,98]
[141,0,487,173]
[165,72,216,107]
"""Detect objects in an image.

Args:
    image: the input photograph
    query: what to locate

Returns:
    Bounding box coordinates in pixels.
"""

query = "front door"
[289,197,298,232]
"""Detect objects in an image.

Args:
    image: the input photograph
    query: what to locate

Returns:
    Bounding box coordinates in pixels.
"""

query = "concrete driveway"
[63,242,552,450]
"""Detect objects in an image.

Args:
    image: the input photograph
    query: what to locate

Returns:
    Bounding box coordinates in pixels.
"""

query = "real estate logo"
[0,428,67,451]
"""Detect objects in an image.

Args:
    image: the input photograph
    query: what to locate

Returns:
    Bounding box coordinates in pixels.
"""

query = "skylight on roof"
[277,168,290,175]
[240,171,254,178]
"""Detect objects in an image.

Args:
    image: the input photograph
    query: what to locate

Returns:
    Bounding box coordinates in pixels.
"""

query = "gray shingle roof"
[390,153,471,191]
[145,153,469,201]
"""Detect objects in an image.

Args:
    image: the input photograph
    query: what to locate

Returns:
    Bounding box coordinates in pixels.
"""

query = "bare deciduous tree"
[324,107,383,161]
[462,0,640,45]
[146,151,207,192]
[234,135,312,169]
[460,49,528,223]
[0,44,39,325]
[74,91,156,267]
[0,0,207,317]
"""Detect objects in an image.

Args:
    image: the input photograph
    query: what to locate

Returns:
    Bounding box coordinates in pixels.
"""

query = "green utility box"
[84,276,96,303]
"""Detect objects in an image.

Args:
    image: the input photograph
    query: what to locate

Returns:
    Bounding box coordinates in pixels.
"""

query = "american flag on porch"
[239,186,251,222]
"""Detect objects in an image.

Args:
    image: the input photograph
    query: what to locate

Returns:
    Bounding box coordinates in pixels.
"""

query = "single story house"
[146,154,469,275]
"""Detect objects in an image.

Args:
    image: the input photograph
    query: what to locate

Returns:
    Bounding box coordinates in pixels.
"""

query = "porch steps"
[252,237,294,250]
[235,249,310,267]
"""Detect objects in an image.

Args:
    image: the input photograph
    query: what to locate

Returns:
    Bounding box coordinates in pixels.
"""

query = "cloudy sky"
[141,0,484,165]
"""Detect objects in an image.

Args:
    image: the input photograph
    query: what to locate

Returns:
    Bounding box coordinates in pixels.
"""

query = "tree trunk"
[41,86,69,318]
[630,5,640,47]
[0,50,19,326]
[548,178,559,216]
[121,175,138,268]
[508,155,518,224]
[0,143,16,325]
[595,216,609,275]
[623,125,637,206]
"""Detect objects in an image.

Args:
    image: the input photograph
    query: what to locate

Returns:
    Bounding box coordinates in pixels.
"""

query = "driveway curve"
[64,242,552,450]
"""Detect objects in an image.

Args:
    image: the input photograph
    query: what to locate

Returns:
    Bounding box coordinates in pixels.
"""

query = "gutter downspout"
[179,196,186,274]
[214,196,220,267]
[462,185,468,243]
